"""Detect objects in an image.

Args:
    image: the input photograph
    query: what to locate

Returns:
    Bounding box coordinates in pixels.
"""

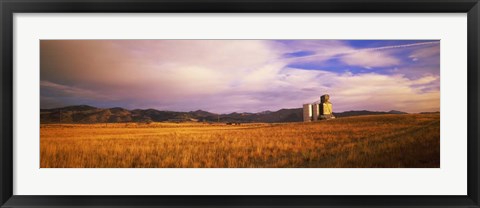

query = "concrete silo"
[303,104,312,122]
[312,103,320,121]
[320,94,335,120]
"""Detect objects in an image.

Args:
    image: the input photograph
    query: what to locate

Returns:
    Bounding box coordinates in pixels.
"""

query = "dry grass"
[40,113,440,168]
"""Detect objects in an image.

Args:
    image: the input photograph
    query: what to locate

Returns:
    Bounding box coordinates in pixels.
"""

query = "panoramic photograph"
[40,40,440,168]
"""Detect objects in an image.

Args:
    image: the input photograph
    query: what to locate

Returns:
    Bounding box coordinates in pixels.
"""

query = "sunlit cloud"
[40,40,440,113]
[340,50,400,68]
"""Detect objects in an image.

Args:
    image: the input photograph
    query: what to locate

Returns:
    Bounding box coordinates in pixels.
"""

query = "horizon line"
[38,104,440,114]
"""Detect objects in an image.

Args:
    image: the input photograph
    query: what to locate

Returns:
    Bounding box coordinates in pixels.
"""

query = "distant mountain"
[189,110,217,118]
[420,111,440,114]
[257,110,273,115]
[334,110,408,118]
[388,110,408,114]
[40,104,97,112]
[40,105,410,124]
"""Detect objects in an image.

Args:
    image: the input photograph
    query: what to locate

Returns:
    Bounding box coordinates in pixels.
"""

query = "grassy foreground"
[40,113,440,168]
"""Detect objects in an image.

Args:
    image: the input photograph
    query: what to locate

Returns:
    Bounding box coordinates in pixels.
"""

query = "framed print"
[1,0,479,207]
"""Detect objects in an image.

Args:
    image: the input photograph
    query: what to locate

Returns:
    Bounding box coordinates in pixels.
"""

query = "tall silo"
[303,104,312,122]
[320,94,335,120]
[312,103,320,121]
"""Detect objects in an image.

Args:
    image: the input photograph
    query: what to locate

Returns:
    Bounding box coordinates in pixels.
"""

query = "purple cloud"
[40,40,440,113]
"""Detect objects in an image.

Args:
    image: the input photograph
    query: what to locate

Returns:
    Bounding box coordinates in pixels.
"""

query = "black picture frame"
[1,0,479,207]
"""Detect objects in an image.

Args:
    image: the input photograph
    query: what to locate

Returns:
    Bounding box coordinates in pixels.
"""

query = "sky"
[40,40,440,113]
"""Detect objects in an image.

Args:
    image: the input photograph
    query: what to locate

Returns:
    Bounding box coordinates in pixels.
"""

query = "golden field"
[40,113,440,168]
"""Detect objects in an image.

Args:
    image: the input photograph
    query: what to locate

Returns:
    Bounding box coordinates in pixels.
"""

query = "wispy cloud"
[288,41,439,60]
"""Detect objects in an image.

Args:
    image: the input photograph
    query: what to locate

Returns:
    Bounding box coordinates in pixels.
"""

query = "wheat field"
[40,113,440,168]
